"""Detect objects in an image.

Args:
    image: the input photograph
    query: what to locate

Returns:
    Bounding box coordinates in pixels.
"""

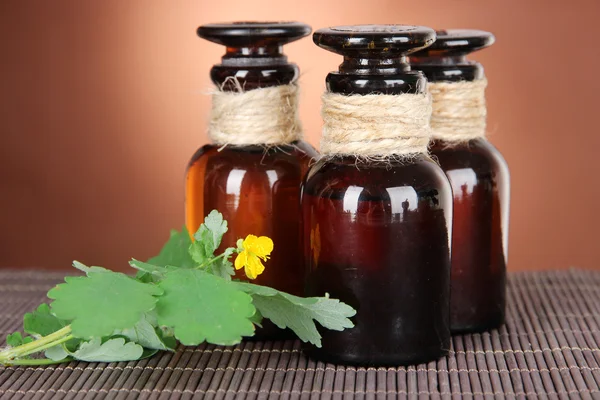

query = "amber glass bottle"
[411,30,510,333]
[186,23,318,339]
[302,25,452,366]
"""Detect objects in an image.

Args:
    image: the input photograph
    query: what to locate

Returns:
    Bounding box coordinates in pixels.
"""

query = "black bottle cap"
[313,25,436,94]
[197,22,311,90]
[198,22,311,63]
[314,25,435,59]
[410,29,495,82]
[198,22,311,47]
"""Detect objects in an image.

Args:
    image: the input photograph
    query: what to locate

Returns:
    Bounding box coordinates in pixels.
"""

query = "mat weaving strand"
[1,269,600,399]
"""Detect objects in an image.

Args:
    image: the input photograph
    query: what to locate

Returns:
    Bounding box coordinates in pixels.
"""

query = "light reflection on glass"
[446,168,477,199]
[386,186,418,214]
[343,185,364,220]
[266,170,278,189]
[226,169,246,209]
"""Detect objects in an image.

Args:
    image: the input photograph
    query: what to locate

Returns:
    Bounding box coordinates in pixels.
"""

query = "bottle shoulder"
[188,141,317,169]
[187,144,216,167]
[431,138,509,177]
[430,139,510,197]
[186,142,318,186]
[303,154,451,199]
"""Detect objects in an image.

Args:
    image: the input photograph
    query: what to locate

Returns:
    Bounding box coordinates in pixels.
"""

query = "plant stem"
[197,253,227,270]
[26,334,74,357]
[3,357,71,366]
[0,325,73,364]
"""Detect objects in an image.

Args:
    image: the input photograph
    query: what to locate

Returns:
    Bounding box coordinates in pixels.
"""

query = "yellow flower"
[234,235,274,280]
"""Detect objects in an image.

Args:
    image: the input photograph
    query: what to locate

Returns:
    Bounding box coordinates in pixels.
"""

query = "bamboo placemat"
[1,269,600,399]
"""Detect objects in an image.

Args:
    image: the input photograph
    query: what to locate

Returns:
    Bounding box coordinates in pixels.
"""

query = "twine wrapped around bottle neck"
[428,78,488,143]
[208,80,303,146]
[320,91,432,157]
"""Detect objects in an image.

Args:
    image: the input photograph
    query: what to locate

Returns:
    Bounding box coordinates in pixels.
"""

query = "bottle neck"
[210,45,298,91]
[327,57,428,95]
[223,44,283,59]
[410,56,484,82]
[211,64,298,91]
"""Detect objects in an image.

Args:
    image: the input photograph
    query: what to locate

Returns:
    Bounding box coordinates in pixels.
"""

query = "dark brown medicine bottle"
[186,23,318,338]
[302,25,452,365]
[411,30,510,333]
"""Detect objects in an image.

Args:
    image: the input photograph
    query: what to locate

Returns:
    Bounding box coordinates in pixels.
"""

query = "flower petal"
[242,235,259,250]
[244,254,265,280]
[234,251,246,271]
[253,236,274,258]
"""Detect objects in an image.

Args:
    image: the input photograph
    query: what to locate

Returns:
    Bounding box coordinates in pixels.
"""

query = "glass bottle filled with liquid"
[411,30,510,333]
[186,22,318,339]
[303,25,452,365]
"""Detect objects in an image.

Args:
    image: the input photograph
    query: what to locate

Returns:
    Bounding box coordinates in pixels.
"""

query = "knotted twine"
[427,78,488,143]
[320,91,432,157]
[208,81,302,146]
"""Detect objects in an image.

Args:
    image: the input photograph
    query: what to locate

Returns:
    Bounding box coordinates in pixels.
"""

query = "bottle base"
[451,315,505,335]
[302,344,449,367]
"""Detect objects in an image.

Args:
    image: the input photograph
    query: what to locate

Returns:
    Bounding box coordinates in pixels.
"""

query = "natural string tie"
[427,78,488,143]
[208,83,302,146]
[320,92,432,157]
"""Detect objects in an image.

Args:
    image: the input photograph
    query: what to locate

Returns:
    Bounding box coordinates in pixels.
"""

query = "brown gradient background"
[1,1,599,272]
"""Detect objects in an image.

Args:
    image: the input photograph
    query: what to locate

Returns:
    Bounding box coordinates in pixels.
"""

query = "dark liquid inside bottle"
[302,155,452,365]
[431,139,509,332]
[187,142,314,290]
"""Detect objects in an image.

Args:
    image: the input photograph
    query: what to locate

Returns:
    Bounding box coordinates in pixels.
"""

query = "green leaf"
[23,303,82,353]
[234,283,356,347]
[130,259,169,277]
[140,348,159,360]
[48,270,163,339]
[155,269,255,346]
[72,261,110,275]
[148,227,196,268]
[206,247,236,279]
[135,270,156,283]
[23,304,67,337]
[45,344,70,361]
[154,317,177,349]
[188,243,206,265]
[233,283,278,297]
[113,314,173,351]
[6,332,33,347]
[159,331,177,350]
[5,332,21,347]
[69,337,144,362]
[131,260,180,283]
[189,210,228,265]
[195,210,228,252]
[249,308,263,328]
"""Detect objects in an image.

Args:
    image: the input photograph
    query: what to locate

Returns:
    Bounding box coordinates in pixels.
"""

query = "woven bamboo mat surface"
[1,269,600,399]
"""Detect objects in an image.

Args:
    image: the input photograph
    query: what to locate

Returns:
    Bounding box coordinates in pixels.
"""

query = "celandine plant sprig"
[0,211,356,366]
